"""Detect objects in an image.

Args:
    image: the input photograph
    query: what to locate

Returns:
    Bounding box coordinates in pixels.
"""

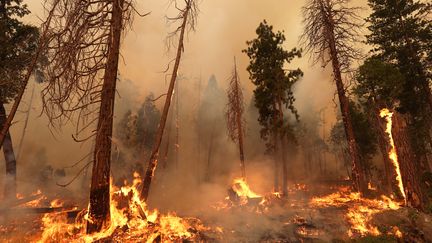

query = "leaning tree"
[40,0,137,233]
[301,0,368,194]
[140,0,199,201]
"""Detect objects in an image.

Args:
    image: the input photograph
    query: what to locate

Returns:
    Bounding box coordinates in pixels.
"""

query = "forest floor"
[1,180,432,242]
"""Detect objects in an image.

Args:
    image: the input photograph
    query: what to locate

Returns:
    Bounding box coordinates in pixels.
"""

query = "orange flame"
[380,108,406,202]
[311,189,400,236]
[232,178,261,199]
[37,173,210,242]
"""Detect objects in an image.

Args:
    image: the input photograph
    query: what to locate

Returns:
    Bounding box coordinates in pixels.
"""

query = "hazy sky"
[8,0,370,180]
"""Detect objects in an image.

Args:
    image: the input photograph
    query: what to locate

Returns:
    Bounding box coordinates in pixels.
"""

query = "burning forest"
[1,0,432,242]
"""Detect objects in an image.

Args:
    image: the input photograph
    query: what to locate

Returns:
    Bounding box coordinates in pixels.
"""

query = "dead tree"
[225,57,246,178]
[40,0,135,233]
[140,0,198,201]
[301,0,367,194]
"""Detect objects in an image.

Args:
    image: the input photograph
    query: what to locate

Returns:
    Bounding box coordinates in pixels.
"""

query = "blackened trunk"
[325,11,367,194]
[140,2,191,201]
[392,112,425,210]
[233,61,246,178]
[0,104,16,199]
[277,100,288,197]
[87,0,124,233]
[372,103,394,194]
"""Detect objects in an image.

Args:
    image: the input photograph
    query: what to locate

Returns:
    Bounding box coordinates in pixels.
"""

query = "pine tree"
[366,0,432,156]
[366,0,432,209]
[243,20,303,197]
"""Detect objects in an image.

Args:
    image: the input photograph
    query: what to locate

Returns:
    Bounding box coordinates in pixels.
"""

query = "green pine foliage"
[0,0,39,103]
[243,20,303,151]
[366,0,432,153]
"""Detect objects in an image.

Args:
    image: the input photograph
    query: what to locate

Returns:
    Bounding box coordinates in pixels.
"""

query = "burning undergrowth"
[37,172,220,242]
[2,176,432,242]
[1,173,220,242]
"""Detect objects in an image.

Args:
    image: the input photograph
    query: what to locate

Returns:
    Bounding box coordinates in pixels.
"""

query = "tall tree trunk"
[272,101,280,192]
[370,102,394,194]
[273,133,280,192]
[140,2,191,201]
[392,112,425,210]
[87,0,124,233]
[325,12,367,194]
[0,104,16,199]
[277,100,288,197]
[280,135,288,197]
[233,61,246,179]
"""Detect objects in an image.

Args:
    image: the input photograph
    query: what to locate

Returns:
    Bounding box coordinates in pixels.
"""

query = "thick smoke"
[0,0,374,240]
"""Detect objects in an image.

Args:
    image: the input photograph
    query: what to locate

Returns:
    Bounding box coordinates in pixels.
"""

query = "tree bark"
[324,8,367,194]
[0,104,17,199]
[277,100,288,197]
[371,102,394,194]
[392,112,425,210]
[233,61,246,179]
[140,2,191,201]
[87,0,124,233]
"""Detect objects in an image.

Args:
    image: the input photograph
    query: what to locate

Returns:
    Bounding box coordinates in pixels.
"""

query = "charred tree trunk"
[371,103,394,194]
[140,2,192,201]
[272,102,280,192]
[325,10,367,194]
[0,104,17,199]
[277,100,288,197]
[87,0,124,233]
[392,112,425,210]
[233,70,246,179]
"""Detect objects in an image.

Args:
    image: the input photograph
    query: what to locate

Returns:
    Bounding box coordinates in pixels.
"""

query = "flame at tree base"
[37,173,214,242]
[380,108,406,202]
